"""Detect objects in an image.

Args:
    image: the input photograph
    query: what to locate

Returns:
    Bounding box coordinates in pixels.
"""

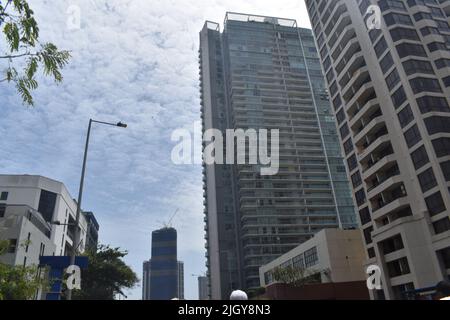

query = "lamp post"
[66,119,127,300]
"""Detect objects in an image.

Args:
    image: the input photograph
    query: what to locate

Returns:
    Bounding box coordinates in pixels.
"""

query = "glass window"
[418,168,438,193]
[0,192,8,201]
[425,192,446,217]
[397,105,414,128]
[404,125,422,148]
[440,161,450,182]
[304,247,318,268]
[410,145,430,170]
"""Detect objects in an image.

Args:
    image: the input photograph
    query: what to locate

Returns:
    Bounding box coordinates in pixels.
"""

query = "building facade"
[177,261,185,300]
[143,227,179,300]
[198,276,210,300]
[84,211,99,250]
[260,229,367,287]
[199,12,357,299]
[0,175,89,261]
[305,0,450,299]
[142,260,152,300]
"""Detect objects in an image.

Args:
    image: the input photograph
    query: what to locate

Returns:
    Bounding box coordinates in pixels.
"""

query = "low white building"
[0,175,89,266]
[259,229,367,287]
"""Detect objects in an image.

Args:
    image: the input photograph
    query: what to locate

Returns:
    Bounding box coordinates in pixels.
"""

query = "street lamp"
[67,119,127,300]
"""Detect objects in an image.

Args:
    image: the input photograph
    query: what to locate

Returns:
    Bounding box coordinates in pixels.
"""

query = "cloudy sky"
[0,0,311,299]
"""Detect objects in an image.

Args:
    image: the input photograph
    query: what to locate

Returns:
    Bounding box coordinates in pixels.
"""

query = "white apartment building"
[0,175,89,268]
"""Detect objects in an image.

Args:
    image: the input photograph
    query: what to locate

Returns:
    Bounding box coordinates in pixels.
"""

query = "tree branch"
[0,52,36,59]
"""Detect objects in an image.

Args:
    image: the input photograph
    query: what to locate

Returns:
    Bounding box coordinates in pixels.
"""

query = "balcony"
[355,119,385,147]
[371,184,408,219]
[367,172,402,199]
[338,54,366,88]
[333,37,360,66]
[343,71,371,103]
[363,152,396,180]
[357,126,389,157]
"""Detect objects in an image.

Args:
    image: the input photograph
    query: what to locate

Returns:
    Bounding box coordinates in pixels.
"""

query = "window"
[441,161,450,181]
[390,27,419,42]
[340,123,350,139]
[304,247,318,268]
[8,239,17,254]
[359,207,371,225]
[344,138,353,155]
[368,247,376,259]
[432,138,450,157]
[424,116,450,135]
[391,86,407,108]
[411,145,430,170]
[416,96,449,114]
[363,226,373,245]
[352,172,362,188]
[375,37,388,58]
[418,168,438,193]
[433,218,450,235]
[355,189,367,207]
[380,235,404,255]
[387,257,411,278]
[402,60,434,76]
[380,52,394,74]
[384,12,412,27]
[0,205,5,218]
[404,124,422,148]
[337,109,345,124]
[292,254,304,269]
[409,77,442,94]
[392,282,414,300]
[398,105,414,128]
[425,192,447,217]
[0,192,8,201]
[435,58,450,69]
[386,69,400,91]
[38,190,57,222]
[347,154,358,171]
[396,43,426,58]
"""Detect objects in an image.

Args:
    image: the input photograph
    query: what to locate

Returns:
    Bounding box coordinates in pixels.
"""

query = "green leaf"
[3,22,20,51]
[26,57,38,79]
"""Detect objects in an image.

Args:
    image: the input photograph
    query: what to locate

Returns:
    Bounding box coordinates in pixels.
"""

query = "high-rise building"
[199,12,357,299]
[142,227,179,300]
[83,211,99,250]
[177,261,185,300]
[305,0,450,299]
[198,276,210,300]
[142,260,151,300]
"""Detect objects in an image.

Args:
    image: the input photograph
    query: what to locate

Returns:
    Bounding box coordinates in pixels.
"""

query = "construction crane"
[158,208,179,229]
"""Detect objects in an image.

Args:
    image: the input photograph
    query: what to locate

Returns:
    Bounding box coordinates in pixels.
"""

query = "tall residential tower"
[305,0,450,299]
[199,13,357,299]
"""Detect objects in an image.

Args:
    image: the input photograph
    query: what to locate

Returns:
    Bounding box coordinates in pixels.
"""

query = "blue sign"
[39,256,89,300]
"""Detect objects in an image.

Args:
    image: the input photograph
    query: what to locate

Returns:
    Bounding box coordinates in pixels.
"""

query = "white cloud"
[0,0,310,299]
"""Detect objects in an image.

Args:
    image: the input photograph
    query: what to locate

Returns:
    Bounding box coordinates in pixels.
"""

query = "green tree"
[72,245,139,300]
[0,240,48,300]
[0,0,71,106]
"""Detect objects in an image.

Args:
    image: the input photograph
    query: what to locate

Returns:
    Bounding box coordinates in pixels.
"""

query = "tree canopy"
[0,240,48,300]
[72,245,139,300]
[0,0,71,106]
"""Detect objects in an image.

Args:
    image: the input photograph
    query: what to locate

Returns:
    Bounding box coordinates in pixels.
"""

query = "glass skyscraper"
[199,12,357,299]
[142,227,178,300]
